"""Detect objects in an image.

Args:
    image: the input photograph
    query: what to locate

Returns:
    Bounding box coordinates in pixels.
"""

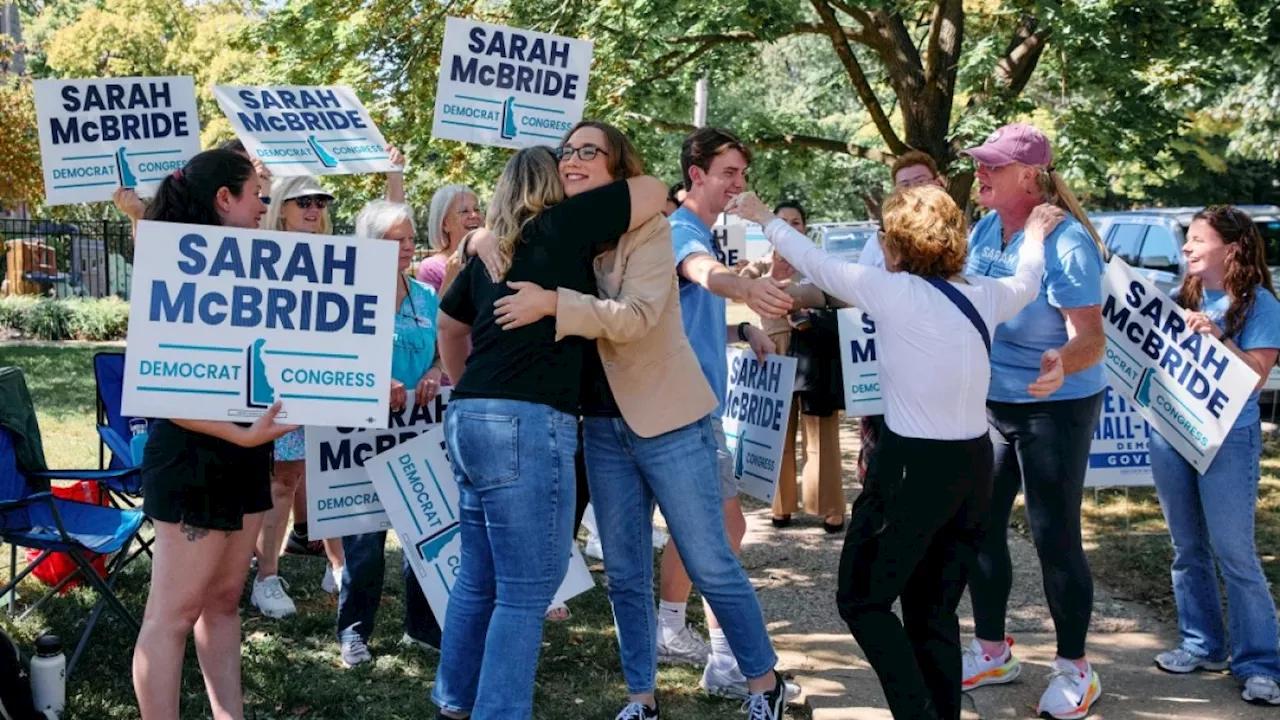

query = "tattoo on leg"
[181,523,210,542]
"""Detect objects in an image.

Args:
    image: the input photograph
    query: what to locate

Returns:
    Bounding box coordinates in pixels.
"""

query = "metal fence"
[1,218,135,299]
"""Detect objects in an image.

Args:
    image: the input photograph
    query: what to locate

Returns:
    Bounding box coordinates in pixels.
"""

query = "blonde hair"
[486,147,565,280]
[262,176,333,235]
[880,185,968,278]
[1033,168,1105,257]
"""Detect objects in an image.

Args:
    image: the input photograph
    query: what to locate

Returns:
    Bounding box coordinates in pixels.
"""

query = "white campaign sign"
[837,308,884,418]
[711,214,751,267]
[304,391,450,540]
[121,220,397,427]
[431,17,593,150]
[35,76,201,205]
[366,428,594,626]
[214,85,397,177]
[1100,257,1259,472]
[1085,385,1153,487]
[721,349,798,503]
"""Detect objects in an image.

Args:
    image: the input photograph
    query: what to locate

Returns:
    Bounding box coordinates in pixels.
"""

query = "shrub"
[0,295,38,331]
[24,298,76,341]
[70,297,130,341]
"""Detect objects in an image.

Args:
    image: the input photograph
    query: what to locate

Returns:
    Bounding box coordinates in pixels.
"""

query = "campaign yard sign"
[1086,385,1153,487]
[34,77,201,205]
[711,214,750,268]
[721,349,798,503]
[305,391,450,540]
[836,308,884,418]
[121,221,398,428]
[366,428,595,626]
[214,85,397,177]
[1100,256,1260,473]
[432,17,593,149]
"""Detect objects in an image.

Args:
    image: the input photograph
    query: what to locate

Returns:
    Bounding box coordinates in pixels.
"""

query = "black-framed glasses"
[291,196,331,210]
[260,196,271,205]
[555,144,608,162]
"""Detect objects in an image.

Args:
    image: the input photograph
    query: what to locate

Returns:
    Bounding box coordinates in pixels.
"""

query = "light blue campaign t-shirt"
[671,206,728,411]
[392,277,439,388]
[966,213,1107,403]
[1200,287,1280,430]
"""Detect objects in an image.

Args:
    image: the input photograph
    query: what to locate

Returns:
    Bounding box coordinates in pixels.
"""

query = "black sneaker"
[744,672,786,719]
[615,701,659,719]
[284,529,324,556]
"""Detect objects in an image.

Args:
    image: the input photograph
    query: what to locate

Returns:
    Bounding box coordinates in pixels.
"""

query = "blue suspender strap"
[923,276,991,355]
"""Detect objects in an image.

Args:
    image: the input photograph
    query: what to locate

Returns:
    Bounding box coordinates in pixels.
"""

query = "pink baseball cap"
[960,123,1052,168]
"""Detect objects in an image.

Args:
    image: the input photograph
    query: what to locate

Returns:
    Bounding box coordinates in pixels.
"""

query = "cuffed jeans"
[336,530,439,645]
[431,398,578,719]
[583,415,778,695]
[1151,422,1280,681]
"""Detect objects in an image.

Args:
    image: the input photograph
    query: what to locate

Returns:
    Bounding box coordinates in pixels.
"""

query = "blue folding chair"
[0,428,145,674]
[92,352,145,497]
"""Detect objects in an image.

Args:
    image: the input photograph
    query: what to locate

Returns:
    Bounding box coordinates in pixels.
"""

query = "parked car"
[1089,205,1280,295]
[810,221,880,263]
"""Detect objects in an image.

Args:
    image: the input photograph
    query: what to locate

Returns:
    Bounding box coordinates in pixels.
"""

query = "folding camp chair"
[0,428,146,675]
[93,351,145,500]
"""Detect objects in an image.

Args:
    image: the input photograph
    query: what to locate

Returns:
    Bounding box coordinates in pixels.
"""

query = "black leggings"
[837,426,993,720]
[573,420,590,534]
[969,392,1104,660]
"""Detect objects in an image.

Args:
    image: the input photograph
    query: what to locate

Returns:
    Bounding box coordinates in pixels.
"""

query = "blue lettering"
[177,234,207,275]
[315,292,349,332]
[198,291,228,324]
[352,294,377,335]
[209,237,246,277]
[323,244,357,286]
[231,287,263,327]
[149,280,194,323]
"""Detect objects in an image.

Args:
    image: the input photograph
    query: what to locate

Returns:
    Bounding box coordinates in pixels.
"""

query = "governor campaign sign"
[366,428,595,625]
[1101,256,1260,472]
[121,221,398,428]
[215,85,397,177]
[836,308,884,418]
[35,76,201,205]
[721,349,798,503]
[432,17,593,149]
[1085,385,1153,488]
[304,390,450,540]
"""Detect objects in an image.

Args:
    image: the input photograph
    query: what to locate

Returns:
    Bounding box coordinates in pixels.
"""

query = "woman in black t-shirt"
[432,146,665,718]
[131,149,298,720]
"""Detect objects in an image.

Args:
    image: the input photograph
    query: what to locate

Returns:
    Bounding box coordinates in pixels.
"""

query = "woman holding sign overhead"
[434,146,668,718]
[1148,206,1280,706]
[132,148,299,720]
[729,185,1055,720]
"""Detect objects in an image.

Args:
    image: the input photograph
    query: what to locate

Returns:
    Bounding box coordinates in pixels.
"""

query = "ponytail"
[1035,168,1107,259]
[144,148,254,227]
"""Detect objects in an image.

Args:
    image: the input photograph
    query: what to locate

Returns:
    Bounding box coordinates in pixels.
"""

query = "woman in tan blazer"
[486,120,788,720]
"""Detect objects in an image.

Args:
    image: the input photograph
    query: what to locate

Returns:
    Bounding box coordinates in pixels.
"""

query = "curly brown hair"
[880,185,968,278]
[1176,205,1278,340]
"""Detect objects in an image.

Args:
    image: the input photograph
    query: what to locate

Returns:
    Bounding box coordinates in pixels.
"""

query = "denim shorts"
[711,417,738,500]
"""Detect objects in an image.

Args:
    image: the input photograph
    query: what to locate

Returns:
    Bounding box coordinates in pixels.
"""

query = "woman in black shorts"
[131,149,299,720]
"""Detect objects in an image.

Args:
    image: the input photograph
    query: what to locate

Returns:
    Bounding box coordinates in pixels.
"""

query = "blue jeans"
[336,531,439,645]
[583,415,778,694]
[431,398,578,718]
[1150,422,1280,681]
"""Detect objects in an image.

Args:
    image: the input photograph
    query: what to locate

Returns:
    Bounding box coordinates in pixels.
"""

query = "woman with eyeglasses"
[418,185,483,295]
[1147,206,1280,706]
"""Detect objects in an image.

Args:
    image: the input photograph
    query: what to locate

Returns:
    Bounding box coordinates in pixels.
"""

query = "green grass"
[0,343,801,720]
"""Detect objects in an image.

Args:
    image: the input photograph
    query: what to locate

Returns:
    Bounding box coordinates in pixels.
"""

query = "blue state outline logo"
[246,338,276,408]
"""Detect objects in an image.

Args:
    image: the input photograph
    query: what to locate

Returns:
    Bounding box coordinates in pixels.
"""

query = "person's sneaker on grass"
[250,575,296,619]
[1036,658,1101,720]
[615,701,659,719]
[656,624,710,666]
[1242,676,1280,706]
[284,528,324,556]
[320,564,343,595]
[962,636,1021,690]
[400,632,439,654]
[1154,647,1228,674]
[700,658,801,702]
[743,671,788,720]
[339,625,373,668]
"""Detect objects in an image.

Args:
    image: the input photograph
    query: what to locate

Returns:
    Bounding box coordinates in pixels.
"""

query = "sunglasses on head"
[555,144,607,162]
[291,195,330,210]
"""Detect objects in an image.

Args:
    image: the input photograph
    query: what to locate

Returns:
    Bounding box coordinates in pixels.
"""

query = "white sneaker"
[1242,676,1280,706]
[1037,658,1102,720]
[321,565,343,595]
[339,624,372,668]
[657,624,710,666]
[700,656,801,702]
[583,532,604,561]
[962,636,1021,690]
[251,575,296,619]
[1154,647,1228,674]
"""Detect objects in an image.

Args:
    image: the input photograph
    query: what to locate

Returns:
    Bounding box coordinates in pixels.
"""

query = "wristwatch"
[737,322,751,342]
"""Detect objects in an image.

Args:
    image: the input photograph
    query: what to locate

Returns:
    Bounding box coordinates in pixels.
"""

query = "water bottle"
[30,633,65,719]
[129,418,149,466]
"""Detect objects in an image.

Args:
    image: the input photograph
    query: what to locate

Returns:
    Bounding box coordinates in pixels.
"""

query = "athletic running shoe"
[1154,647,1228,674]
[1037,658,1101,720]
[743,671,788,719]
[1242,676,1280,706]
[615,701,659,719]
[656,624,710,666]
[962,636,1021,690]
[251,575,296,619]
[339,624,372,668]
[700,657,802,702]
[321,565,343,595]
[284,529,324,556]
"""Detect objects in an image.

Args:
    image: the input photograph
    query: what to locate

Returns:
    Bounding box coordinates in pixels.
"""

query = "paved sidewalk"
[734,418,1274,720]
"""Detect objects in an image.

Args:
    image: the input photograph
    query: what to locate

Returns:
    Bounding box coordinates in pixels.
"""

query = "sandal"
[544,602,571,622]
[771,515,792,528]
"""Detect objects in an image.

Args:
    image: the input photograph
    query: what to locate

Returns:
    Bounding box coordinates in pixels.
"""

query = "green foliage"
[68,296,131,340]
[0,51,45,209]
[23,297,76,340]
[0,296,130,340]
[0,295,39,331]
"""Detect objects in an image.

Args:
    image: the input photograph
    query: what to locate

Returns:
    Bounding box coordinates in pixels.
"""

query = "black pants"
[836,426,993,720]
[969,392,1103,660]
[573,420,590,534]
